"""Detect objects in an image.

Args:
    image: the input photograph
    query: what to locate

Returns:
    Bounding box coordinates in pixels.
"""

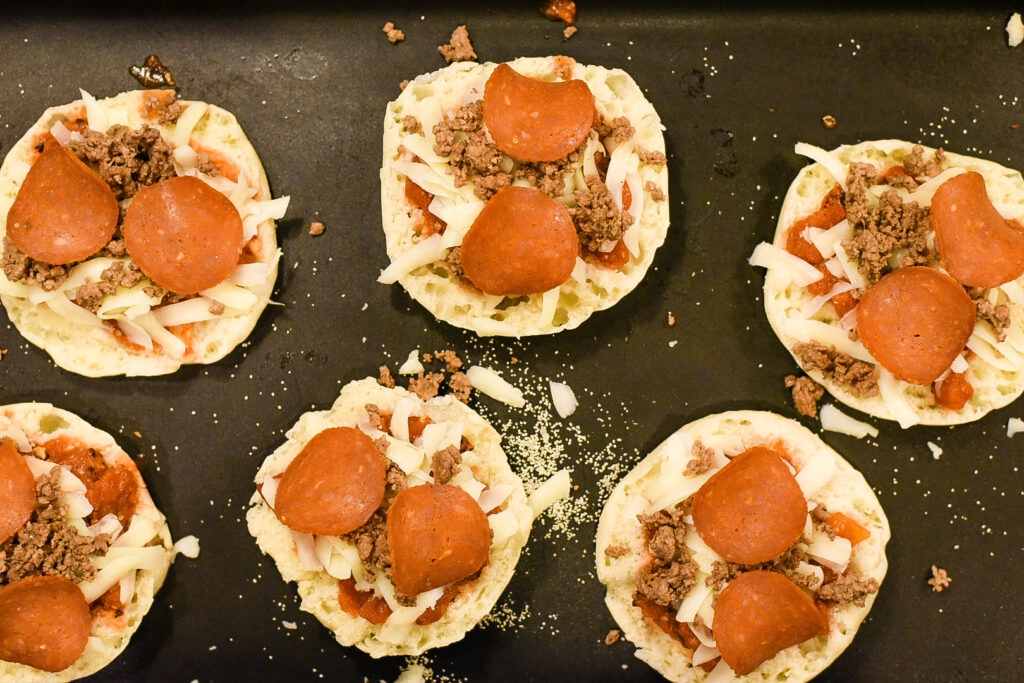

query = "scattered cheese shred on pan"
[1007,12,1024,47]
[398,349,424,375]
[819,403,879,438]
[465,365,525,407]
[548,380,578,418]
[528,469,572,519]
[1007,416,1024,437]
[173,535,201,559]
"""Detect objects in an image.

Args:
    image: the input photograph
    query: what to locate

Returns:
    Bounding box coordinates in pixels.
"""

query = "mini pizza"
[751,139,1024,427]
[379,56,670,336]
[0,402,184,681]
[596,410,889,682]
[246,377,535,657]
[0,89,288,377]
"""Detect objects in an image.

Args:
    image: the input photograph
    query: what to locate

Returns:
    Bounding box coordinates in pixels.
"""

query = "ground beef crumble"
[928,565,952,592]
[683,441,715,476]
[438,25,476,63]
[0,467,111,586]
[972,289,1011,342]
[571,177,635,251]
[793,340,880,397]
[841,148,942,285]
[68,123,181,201]
[430,445,463,485]
[382,21,405,44]
[705,543,809,592]
[785,374,826,418]
[817,572,879,607]
[635,505,699,610]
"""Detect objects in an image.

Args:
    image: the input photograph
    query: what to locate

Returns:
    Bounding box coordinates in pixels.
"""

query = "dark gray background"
[1,3,1022,681]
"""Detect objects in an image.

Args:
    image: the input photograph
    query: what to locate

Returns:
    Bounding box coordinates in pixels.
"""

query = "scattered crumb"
[129,54,175,88]
[382,21,405,44]
[604,629,621,646]
[785,374,824,418]
[378,365,396,388]
[666,312,676,326]
[927,441,943,459]
[0,348,7,360]
[928,565,952,592]
[438,25,477,63]
[563,25,578,39]
[378,351,471,403]
[822,114,838,129]
[1007,416,1024,437]
[604,544,629,558]
[1007,12,1024,47]
[308,221,325,236]
[541,0,577,23]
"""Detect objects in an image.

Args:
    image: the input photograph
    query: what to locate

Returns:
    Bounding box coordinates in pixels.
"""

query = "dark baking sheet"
[2,3,1023,682]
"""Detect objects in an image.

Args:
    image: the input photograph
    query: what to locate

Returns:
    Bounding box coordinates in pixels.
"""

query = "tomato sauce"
[337,577,462,625]
[933,371,974,410]
[634,593,718,672]
[141,90,178,120]
[404,178,446,237]
[784,183,846,265]
[43,436,139,529]
[90,583,126,624]
[582,239,630,270]
[188,142,241,183]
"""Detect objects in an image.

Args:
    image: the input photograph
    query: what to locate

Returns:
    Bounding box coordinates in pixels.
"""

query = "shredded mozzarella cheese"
[378,234,446,284]
[465,365,525,407]
[819,403,879,439]
[527,469,571,519]
[794,141,849,191]
[748,242,825,287]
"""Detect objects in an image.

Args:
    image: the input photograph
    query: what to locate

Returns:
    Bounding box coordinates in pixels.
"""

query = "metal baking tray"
[2,4,1021,681]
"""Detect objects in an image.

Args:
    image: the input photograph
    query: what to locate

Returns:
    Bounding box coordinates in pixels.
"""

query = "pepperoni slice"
[387,483,491,595]
[6,138,118,265]
[691,446,807,565]
[0,575,92,673]
[931,171,1024,287]
[122,175,244,294]
[713,570,829,675]
[856,266,976,385]
[460,185,578,296]
[0,438,36,545]
[483,63,595,163]
[273,427,386,536]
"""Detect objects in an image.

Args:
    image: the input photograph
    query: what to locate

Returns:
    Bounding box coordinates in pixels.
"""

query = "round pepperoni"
[0,438,35,545]
[856,266,976,385]
[483,63,595,163]
[6,139,118,265]
[122,175,244,294]
[931,171,1024,287]
[460,185,578,296]
[712,570,829,675]
[0,575,92,673]
[387,483,491,595]
[691,446,807,565]
[273,427,386,536]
